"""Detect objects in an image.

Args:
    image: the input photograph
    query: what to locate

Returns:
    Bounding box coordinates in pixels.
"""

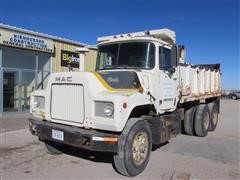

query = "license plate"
[52,129,64,141]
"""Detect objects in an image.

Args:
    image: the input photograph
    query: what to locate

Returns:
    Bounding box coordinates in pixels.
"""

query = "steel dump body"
[179,64,221,103]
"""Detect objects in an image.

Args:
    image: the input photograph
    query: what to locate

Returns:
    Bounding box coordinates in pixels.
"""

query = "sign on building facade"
[61,50,80,68]
[0,28,54,53]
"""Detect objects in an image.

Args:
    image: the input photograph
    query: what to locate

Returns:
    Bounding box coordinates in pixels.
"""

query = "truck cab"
[31,29,179,131]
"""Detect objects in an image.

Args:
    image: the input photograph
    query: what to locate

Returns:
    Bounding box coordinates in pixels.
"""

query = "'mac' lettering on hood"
[55,76,72,82]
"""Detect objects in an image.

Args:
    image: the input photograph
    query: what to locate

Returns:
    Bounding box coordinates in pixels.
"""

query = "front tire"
[194,104,210,137]
[113,120,152,177]
[39,140,63,155]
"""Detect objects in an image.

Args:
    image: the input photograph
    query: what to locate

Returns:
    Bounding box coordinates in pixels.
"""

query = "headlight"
[95,101,114,118]
[33,96,45,109]
[104,104,114,117]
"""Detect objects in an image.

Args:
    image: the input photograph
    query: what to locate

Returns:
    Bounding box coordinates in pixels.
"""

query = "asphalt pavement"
[0,99,240,179]
[0,111,30,133]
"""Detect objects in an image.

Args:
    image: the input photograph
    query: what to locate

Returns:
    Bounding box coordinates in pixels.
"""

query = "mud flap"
[148,112,181,145]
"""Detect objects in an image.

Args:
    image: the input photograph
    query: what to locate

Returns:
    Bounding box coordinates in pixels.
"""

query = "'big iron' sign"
[61,50,80,68]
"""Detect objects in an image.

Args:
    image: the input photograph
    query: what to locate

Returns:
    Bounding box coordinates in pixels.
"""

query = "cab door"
[158,46,178,111]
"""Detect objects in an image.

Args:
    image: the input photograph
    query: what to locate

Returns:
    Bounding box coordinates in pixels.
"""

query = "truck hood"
[47,71,142,95]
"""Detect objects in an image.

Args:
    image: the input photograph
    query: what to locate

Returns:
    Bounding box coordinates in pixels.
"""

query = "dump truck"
[29,28,221,176]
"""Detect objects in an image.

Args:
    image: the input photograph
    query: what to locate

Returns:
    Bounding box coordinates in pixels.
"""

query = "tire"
[232,95,237,100]
[194,104,210,137]
[39,140,63,155]
[184,106,196,135]
[208,102,218,131]
[113,119,152,177]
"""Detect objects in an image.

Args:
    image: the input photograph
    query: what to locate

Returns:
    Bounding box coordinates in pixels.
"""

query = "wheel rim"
[232,96,236,100]
[203,112,210,130]
[132,131,149,165]
[212,109,218,126]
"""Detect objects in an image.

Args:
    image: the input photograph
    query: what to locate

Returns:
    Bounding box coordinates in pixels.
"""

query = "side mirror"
[178,45,186,64]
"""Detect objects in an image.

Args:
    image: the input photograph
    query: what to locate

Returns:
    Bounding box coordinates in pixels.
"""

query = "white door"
[158,46,178,111]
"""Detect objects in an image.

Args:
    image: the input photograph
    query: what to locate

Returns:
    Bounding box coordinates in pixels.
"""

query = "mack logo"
[55,76,72,82]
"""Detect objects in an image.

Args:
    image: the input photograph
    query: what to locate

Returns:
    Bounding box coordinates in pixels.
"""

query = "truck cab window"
[159,47,171,70]
[96,44,118,70]
[96,42,155,70]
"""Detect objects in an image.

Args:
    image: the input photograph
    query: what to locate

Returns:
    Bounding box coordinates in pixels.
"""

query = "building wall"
[84,49,97,72]
[53,41,97,72]
[0,25,97,113]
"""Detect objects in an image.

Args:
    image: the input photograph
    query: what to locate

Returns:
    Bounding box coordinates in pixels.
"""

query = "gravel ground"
[0,99,240,179]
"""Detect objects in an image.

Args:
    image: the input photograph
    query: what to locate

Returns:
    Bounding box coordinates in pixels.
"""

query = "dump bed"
[179,63,221,103]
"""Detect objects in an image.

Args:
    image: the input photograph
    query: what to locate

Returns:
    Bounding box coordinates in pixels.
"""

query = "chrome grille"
[51,84,84,124]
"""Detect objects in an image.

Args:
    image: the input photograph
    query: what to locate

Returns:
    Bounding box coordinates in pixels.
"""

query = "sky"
[0,0,239,89]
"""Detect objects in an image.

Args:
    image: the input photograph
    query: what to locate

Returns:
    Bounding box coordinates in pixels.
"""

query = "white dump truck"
[29,29,221,176]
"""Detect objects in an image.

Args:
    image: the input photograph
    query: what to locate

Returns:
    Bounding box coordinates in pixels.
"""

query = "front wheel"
[39,140,63,155]
[113,120,152,177]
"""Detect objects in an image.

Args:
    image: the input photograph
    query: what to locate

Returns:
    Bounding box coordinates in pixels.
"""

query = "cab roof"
[97,28,176,46]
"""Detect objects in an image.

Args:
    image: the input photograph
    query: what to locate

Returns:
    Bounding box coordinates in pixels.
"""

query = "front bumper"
[29,118,119,153]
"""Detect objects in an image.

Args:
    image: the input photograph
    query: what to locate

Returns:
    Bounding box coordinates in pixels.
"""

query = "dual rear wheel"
[184,102,219,137]
[194,104,210,137]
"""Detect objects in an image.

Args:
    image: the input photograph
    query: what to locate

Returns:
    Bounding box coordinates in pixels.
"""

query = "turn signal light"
[123,102,127,109]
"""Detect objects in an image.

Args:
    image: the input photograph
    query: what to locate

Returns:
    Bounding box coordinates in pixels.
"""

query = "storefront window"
[37,70,51,90]
[2,48,36,69]
[21,71,36,110]
[2,70,19,111]
[1,46,51,112]
[38,54,51,72]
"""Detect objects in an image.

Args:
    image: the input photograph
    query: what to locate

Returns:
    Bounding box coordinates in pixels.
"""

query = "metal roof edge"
[0,23,96,48]
[86,45,98,50]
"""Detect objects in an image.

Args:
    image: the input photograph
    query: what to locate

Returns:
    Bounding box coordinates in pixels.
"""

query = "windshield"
[96,42,155,70]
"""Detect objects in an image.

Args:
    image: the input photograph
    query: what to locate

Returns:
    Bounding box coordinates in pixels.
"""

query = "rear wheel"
[232,95,237,100]
[184,106,196,135]
[194,104,210,137]
[39,140,63,155]
[113,120,152,176]
[208,102,219,131]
